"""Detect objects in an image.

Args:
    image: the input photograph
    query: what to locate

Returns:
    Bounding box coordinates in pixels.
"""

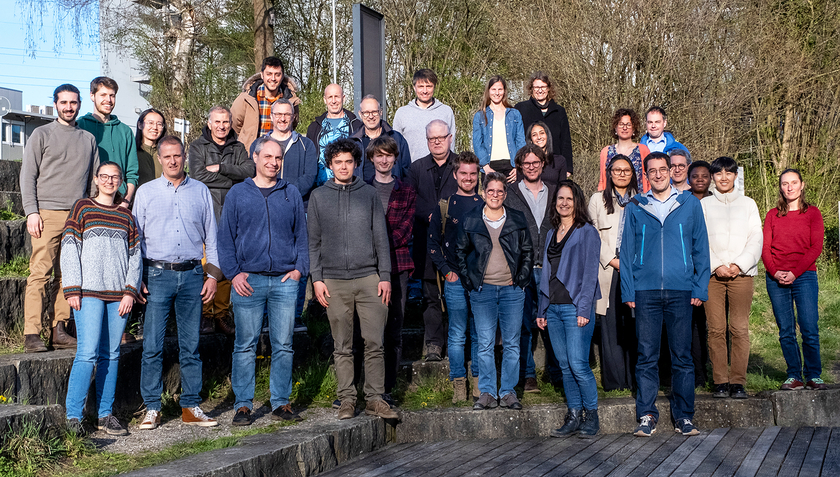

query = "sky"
[0,0,100,115]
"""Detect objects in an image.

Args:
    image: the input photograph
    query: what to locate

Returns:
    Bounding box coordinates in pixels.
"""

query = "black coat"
[455,206,533,291]
[188,127,254,221]
[515,98,574,174]
[504,181,557,267]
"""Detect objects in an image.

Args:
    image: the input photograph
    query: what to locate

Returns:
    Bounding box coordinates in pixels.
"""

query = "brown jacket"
[231,73,300,152]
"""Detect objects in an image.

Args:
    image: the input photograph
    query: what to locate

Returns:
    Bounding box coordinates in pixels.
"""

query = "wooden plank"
[734,427,782,477]
[407,438,513,477]
[535,434,622,476]
[462,439,547,475]
[317,442,424,476]
[799,427,831,477]
[691,428,748,476]
[670,428,734,476]
[586,434,650,477]
[710,427,765,477]
[524,434,609,476]
[395,439,497,477]
[429,438,517,477]
[776,427,815,476]
[821,428,840,476]
[499,435,584,477]
[755,426,797,477]
[332,441,450,477]
[564,434,637,477]
[612,433,682,477]
[646,432,709,477]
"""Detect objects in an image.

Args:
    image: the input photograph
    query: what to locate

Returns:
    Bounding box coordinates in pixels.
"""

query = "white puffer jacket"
[701,189,763,276]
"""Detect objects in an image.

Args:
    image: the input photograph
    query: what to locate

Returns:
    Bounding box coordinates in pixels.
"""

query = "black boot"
[550,408,581,437]
[578,408,600,439]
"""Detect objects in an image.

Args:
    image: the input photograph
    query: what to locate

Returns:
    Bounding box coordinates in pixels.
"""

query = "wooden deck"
[319,427,840,476]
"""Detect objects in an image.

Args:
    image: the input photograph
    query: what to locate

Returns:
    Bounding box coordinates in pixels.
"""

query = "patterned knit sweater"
[61,198,142,301]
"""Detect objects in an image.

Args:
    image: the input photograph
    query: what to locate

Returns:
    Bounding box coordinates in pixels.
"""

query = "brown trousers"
[704,275,753,385]
[24,209,71,335]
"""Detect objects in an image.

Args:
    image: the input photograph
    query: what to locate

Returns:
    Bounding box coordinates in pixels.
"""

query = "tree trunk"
[169,0,196,119]
[778,102,795,174]
[254,0,274,70]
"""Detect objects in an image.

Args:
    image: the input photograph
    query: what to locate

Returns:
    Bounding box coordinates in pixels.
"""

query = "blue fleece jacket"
[218,177,309,280]
[639,131,691,161]
[619,190,710,302]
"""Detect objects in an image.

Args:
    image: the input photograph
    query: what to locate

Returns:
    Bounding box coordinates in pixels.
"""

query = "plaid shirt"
[383,177,416,274]
[256,84,277,138]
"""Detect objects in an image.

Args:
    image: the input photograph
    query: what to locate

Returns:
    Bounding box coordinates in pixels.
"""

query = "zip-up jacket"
[504,181,557,267]
[455,206,533,291]
[639,131,691,161]
[217,177,308,280]
[351,121,412,181]
[619,190,710,302]
[188,126,254,220]
[305,109,361,159]
[307,176,391,282]
[252,131,318,208]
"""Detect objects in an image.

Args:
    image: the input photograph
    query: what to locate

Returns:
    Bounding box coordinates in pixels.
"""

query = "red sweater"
[762,206,824,278]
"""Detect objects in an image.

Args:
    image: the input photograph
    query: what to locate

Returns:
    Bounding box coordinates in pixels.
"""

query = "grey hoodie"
[392,98,456,161]
[307,176,391,282]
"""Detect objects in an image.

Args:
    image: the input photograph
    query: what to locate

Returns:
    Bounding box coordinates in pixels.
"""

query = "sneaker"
[674,418,700,436]
[97,414,128,436]
[805,378,827,390]
[271,404,302,421]
[232,406,253,426]
[181,406,218,427]
[293,318,308,333]
[524,377,541,394]
[425,344,442,361]
[550,408,582,437]
[338,400,355,420]
[66,417,86,436]
[332,399,342,409]
[365,399,399,419]
[473,392,498,410]
[470,375,480,400]
[780,378,805,390]
[713,383,729,398]
[452,378,468,404]
[382,393,397,409]
[730,384,748,399]
[139,410,161,430]
[633,414,657,437]
[499,392,523,410]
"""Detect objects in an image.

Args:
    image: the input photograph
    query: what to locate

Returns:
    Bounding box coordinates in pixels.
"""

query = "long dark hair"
[550,180,592,231]
[603,154,639,214]
[135,108,168,152]
[776,168,810,217]
[92,161,124,205]
[479,76,512,124]
[525,121,556,168]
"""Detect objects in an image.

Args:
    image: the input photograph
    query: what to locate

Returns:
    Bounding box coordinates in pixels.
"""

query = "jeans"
[140,265,205,411]
[231,274,297,411]
[635,290,694,422]
[765,271,821,381]
[65,298,127,419]
[521,268,563,382]
[445,277,478,380]
[470,284,525,398]
[546,304,598,410]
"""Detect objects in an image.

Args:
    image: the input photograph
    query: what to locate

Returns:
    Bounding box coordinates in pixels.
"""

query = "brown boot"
[200,314,215,335]
[452,377,468,403]
[24,334,48,353]
[121,332,137,344]
[52,322,77,349]
[214,312,235,335]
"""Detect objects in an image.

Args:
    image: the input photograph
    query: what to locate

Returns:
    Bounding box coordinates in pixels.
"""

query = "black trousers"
[422,278,446,349]
[598,269,637,391]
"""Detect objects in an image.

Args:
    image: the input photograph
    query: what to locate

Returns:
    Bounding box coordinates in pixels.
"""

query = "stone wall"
[0,160,23,216]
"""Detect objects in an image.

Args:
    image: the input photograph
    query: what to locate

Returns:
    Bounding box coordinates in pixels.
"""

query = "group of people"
[18,58,826,440]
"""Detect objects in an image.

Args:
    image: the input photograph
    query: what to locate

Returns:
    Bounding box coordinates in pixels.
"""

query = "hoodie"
[188,126,254,220]
[392,99,456,161]
[77,113,138,196]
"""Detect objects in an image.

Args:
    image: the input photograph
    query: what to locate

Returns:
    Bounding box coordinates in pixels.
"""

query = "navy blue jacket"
[249,132,318,209]
[351,121,412,182]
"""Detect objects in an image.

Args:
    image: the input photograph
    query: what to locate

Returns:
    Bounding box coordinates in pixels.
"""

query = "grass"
[0,419,94,477]
[0,200,22,221]
[0,255,29,277]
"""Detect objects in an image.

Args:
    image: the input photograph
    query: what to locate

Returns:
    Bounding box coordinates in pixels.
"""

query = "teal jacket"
[77,113,139,196]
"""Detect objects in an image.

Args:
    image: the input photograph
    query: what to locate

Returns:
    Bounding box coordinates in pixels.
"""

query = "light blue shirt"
[645,185,680,224]
[133,175,219,276]
[644,135,667,153]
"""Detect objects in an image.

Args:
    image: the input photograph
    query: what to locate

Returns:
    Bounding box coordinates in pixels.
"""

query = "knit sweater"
[60,198,142,302]
[701,189,763,276]
[761,206,824,279]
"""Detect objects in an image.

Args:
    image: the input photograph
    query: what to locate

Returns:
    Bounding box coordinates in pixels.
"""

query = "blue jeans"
[470,284,525,398]
[445,277,478,380]
[231,274,297,410]
[765,271,821,381]
[65,298,127,419]
[140,265,205,411]
[635,290,694,422]
[546,304,598,410]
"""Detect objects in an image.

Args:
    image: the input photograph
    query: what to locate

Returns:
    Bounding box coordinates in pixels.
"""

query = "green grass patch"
[0,419,94,477]
[0,255,29,277]
[0,200,22,221]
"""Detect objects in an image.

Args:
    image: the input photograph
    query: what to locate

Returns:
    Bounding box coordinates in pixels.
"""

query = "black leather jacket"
[455,206,533,291]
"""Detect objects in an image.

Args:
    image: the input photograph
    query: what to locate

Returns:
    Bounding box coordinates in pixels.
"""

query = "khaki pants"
[704,275,753,386]
[202,279,231,315]
[324,274,388,403]
[24,209,71,336]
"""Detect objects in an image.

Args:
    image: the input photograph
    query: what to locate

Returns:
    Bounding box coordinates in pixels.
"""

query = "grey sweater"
[307,176,391,282]
[20,120,99,216]
[392,99,456,161]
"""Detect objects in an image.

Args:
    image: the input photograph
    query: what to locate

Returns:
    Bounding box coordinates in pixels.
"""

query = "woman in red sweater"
[761,169,825,391]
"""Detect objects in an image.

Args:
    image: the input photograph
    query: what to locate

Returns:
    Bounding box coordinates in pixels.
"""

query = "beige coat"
[231,74,299,152]
[588,192,624,315]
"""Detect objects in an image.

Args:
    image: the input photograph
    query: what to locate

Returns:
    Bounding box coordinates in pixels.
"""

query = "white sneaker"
[139,409,160,430]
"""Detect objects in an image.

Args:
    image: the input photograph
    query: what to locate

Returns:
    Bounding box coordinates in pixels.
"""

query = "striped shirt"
[60,198,142,301]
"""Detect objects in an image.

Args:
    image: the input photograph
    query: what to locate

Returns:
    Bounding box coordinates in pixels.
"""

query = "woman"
[587,155,638,392]
[702,157,763,399]
[688,160,712,201]
[472,76,526,182]
[514,72,574,175]
[62,161,142,435]
[456,172,533,411]
[537,180,601,438]
[135,108,167,187]
[526,121,568,185]
[598,109,650,192]
[762,169,826,391]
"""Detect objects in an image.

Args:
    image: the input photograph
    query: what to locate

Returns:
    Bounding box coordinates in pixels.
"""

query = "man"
[189,106,254,335]
[405,120,459,361]
[640,106,690,157]
[351,95,412,181]
[262,99,318,207]
[20,84,98,352]
[514,72,574,175]
[504,144,562,393]
[620,152,710,438]
[306,84,361,186]
[134,135,221,430]
[428,151,483,402]
[308,138,398,420]
[669,149,692,191]
[392,69,456,161]
[77,76,138,207]
[218,136,308,426]
[231,56,300,152]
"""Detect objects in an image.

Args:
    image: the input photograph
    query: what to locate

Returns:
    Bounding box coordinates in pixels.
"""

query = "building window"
[1,121,24,146]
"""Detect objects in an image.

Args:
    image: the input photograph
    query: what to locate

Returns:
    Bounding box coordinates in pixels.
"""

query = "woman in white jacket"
[701,157,763,399]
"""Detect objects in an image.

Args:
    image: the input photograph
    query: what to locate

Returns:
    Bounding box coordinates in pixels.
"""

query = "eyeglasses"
[610,168,633,176]
[98,174,121,183]
[617,122,633,129]
[360,110,380,118]
[646,167,670,177]
[522,161,542,169]
[144,121,163,128]
[271,112,293,119]
[485,189,506,196]
[532,86,548,91]
[670,163,687,171]
[426,134,451,143]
